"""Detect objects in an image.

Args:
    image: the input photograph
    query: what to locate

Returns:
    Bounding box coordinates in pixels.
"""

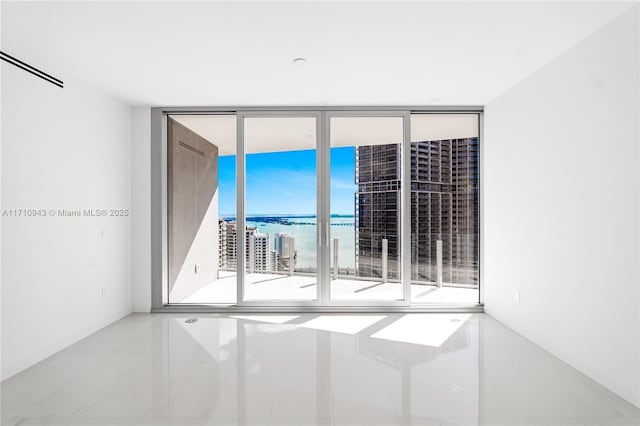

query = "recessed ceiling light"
[293,57,307,65]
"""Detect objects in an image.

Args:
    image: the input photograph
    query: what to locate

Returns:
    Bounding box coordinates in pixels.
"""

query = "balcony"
[179,270,479,304]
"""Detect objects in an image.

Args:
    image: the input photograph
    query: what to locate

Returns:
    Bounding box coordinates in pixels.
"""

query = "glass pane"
[409,114,479,304]
[329,116,404,301]
[243,116,317,301]
[167,114,237,304]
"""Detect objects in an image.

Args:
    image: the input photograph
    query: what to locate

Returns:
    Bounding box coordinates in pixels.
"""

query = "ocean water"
[244,216,355,269]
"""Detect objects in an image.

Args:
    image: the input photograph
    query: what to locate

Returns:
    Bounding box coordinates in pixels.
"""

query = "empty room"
[1,1,639,425]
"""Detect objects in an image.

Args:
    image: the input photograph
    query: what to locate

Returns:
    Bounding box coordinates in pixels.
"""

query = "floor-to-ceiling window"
[328,115,405,303]
[410,114,480,304]
[242,115,319,302]
[163,109,480,308]
[167,114,237,304]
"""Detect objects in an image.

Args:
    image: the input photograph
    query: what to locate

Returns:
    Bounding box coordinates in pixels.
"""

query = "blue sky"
[218,147,356,216]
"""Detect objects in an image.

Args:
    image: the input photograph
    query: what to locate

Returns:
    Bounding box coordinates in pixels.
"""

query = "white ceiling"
[171,113,479,154]
[171,114,237,155]
[1,1,636,106]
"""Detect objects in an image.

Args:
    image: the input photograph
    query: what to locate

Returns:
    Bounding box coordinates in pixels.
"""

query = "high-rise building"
[354,144,402,280]
[249,231,271,272]
[355,138,479,287]
[222,221,239,269]
[274,233,295,271]
[218,219,228,269]
[219,221,272,273]
[270,250,279,272]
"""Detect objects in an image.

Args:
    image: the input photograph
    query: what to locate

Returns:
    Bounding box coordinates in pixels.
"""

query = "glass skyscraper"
[355,138,479,287]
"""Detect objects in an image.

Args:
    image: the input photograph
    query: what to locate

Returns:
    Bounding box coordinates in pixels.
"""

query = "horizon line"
[220,213,355,218]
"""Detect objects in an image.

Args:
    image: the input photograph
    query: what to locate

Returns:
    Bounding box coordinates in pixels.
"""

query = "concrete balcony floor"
[177,271,479,304]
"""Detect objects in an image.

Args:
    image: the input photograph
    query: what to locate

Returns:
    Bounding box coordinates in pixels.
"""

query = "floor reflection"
[1,313,638,426]
[155,313,479,424]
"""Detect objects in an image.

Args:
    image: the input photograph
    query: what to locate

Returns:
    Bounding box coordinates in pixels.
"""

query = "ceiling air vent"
[1,50,64,88]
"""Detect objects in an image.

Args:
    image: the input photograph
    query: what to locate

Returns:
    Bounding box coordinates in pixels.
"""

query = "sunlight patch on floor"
[372,314,470,347]
[298,315,386,334]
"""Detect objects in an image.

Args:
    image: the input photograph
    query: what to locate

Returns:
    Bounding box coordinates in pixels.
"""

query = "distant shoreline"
[226,215,356,269]
[221,214,355,224]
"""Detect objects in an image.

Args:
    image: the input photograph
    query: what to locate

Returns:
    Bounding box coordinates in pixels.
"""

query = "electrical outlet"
[194,264,199,274]
[514,291,520,302]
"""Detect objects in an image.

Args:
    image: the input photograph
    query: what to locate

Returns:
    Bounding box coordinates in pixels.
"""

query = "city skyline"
[218,220,298,274]
[214,137,479,288]
[355,138,479,286]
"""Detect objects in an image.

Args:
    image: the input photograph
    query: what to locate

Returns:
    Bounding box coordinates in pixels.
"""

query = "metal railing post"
[249,234,255,274]
[288,236,295,276]
[382,238,388,283]
[332,238,339,280]
[436,239,443,287]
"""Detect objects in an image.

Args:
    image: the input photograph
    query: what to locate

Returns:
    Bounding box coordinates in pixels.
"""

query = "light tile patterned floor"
[2,313,638,425]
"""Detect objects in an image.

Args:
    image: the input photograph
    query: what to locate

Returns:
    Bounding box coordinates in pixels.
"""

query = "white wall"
[131,107,151,312]
[0,64,133,380]
[485,7,640,407]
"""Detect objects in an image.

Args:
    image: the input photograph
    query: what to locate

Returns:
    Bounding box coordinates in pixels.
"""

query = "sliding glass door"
[327,113,409,305]
[238,113,321,304]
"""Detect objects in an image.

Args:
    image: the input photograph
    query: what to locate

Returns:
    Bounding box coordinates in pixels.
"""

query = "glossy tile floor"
[1,313,638,426]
